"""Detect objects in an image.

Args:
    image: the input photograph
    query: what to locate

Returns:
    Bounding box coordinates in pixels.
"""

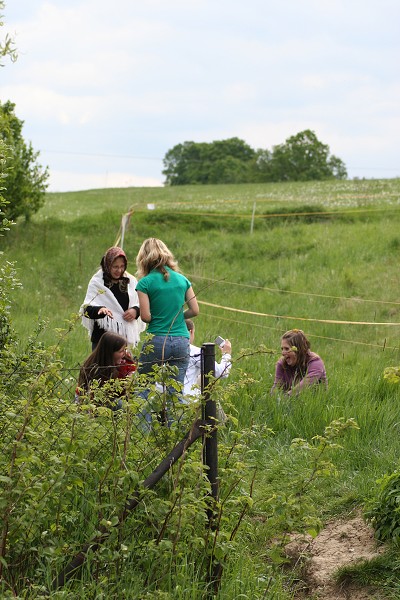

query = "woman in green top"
[135,238,199,390]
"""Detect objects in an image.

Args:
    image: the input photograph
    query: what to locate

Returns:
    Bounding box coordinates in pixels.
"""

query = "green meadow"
[2,178,400,598]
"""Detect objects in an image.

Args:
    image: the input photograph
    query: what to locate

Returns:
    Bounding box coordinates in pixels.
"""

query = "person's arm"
[125,275,141,321]
[183,286,199,319]
[82,305,114,319]
[287,357,326,396]
[137,291,151,323]
[123,306,140,322]
[214,339,232,379]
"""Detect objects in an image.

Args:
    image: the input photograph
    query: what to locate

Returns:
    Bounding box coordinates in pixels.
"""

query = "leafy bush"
[0,330,260,596]
[365,470,400,544]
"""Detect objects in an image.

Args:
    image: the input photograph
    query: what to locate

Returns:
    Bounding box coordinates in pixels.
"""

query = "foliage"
[2,178,400,597]
[162,137,256,185]
[0,1,17,66]
[383,366,400,384]
[263,418,360,563]
[365,469,400,544]
[162,130,347,185]
[256,129,348,182]
[0,320,264,597]
[0,101,49,221]
[0,132,16,351]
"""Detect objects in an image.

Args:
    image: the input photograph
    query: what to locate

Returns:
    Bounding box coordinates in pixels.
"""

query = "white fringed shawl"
[80,269,146,346]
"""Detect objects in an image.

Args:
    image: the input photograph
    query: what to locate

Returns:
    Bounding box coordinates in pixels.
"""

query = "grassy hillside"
[2,178,400,597]
[3,179,400,364]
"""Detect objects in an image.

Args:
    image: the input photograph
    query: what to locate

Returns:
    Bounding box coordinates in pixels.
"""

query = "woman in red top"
[76,331,136,410]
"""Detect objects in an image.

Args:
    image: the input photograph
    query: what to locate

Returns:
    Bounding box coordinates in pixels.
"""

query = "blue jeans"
[138,335,190,385]
[137,336,190,426]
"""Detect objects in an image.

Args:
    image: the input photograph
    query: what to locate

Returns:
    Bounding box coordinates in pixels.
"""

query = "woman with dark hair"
[80,246,145,350]
[271,329,327,396]
[77,331,135,409]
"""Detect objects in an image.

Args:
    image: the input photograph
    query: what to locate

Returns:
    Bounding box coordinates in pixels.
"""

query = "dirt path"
[285,514,387,599]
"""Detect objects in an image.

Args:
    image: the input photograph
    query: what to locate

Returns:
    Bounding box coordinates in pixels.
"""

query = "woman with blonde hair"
[271,329,327,396]
[135,238,199,389]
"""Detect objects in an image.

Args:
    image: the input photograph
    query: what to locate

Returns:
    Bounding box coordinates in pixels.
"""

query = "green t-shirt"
[136,267,191,337]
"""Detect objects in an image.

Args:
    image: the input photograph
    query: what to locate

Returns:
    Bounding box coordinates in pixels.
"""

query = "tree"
[0,2,18,348]
[259,129,347,182]
[162,138,256,185]
[0,101,49,221]
[163,131,347,185]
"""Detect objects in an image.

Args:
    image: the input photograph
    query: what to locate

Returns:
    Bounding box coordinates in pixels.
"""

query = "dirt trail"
[285,514,387,599]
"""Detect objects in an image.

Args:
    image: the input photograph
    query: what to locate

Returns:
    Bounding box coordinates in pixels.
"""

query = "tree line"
[1,0,346,225]
[162,130,347,186]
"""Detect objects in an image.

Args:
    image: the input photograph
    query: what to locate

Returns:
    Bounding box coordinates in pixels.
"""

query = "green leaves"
[162,131,347,185]
[0,101,49,222]
[365,469,400,543]
[383,366,400,384]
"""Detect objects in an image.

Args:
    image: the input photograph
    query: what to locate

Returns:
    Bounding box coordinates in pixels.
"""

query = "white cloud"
[2,0,400,189]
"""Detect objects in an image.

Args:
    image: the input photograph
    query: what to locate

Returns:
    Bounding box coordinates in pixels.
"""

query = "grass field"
[2,178,400,598]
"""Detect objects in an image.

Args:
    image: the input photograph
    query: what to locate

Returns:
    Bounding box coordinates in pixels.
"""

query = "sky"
[1,0,400,192]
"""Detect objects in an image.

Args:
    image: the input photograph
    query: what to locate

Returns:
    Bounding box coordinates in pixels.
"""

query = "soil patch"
[285,513,387,599]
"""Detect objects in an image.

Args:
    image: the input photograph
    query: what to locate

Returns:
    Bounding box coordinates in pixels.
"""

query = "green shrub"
[365,470,400,543]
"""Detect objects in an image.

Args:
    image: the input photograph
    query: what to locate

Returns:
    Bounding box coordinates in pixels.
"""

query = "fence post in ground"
[201,342,223,594]
[201,342,218,507]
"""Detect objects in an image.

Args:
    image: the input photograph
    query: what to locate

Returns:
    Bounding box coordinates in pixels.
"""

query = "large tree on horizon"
[162,138,256,185]
[163,130,347,185]
[261,129,348,182]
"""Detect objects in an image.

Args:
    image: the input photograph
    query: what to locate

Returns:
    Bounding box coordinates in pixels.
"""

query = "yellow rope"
[189,274,400,306]
[199,311,396,349]
[198,300,400,326]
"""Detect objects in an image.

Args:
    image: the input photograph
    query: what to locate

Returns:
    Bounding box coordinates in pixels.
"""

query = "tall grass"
[2,178,400,596]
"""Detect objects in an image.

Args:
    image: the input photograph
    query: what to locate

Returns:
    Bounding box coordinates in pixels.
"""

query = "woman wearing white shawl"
[80,246,146,349]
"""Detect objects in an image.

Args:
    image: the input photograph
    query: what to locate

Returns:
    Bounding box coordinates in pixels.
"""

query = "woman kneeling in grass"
[271,329,327,396]
[76,331,136,410]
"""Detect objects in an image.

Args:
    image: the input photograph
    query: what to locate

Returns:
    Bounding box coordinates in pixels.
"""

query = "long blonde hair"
[136,238,180,280]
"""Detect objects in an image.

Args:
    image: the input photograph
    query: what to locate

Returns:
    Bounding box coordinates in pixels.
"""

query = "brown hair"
[281,329,311,373]
[78,331,127,390]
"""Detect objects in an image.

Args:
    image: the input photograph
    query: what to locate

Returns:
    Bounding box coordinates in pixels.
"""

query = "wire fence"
[0,347,222,590]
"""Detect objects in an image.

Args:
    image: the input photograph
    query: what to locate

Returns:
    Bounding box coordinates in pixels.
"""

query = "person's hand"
[99,307,113,318]
[221,339,232,354]
[123,308,137,322]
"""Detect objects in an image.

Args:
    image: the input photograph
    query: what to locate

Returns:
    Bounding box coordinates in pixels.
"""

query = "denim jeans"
[138,335,190,385]
[137,336,190,427]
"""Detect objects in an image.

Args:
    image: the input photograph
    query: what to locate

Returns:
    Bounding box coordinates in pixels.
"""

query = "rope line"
[199,311,397,350]
[188,274,400,306]
[198,300,400,326]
